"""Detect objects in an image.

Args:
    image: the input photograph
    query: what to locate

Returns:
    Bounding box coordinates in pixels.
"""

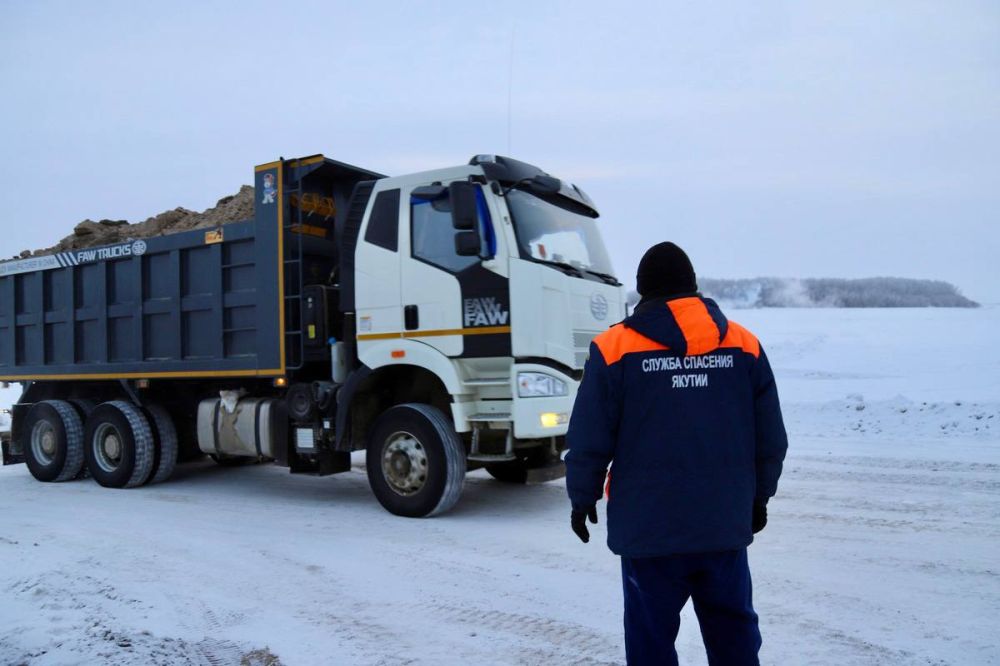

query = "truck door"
[400,183,510,358]
[353,186,404,343]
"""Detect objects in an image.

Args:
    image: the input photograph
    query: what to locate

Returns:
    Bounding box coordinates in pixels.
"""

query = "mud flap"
[2,433,23,465]
[3,402,30,465]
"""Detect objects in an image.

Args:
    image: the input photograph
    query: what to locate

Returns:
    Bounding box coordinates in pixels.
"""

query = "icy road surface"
[2,307,999,665]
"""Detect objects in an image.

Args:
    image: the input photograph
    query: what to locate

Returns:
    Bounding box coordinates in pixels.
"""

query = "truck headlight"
[517,372,568,398]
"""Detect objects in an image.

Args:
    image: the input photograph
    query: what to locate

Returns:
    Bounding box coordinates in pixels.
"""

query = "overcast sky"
[2,1,998,301]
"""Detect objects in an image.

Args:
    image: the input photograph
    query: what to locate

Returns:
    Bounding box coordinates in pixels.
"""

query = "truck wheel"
[366,403,466,518]
[23,400,85,482]
[69,399,98,419]
[68,400,98,479]
[84,401,155,488]
[144,404,178,484]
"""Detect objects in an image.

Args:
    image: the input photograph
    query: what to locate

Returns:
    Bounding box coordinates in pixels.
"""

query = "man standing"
[566,242,788,665]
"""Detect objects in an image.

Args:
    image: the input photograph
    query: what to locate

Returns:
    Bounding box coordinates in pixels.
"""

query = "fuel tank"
[196,395,287,459]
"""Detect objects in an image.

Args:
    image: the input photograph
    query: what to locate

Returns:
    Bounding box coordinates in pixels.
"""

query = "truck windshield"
[505,189,617,280]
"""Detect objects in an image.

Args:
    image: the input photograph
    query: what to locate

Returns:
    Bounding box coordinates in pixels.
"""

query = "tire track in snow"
[247,546,417,664]
[403,599,621,664]
[194,637,246,666]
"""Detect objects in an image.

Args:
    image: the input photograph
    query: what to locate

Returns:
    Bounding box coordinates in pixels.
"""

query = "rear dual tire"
[83,401,180,488]
[85,401,155,488]
[23,400,85,482]
[144,404,178,484]
[22,399,178,488]
[69,400,98,478]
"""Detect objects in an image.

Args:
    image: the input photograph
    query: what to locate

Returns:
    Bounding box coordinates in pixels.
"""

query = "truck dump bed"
[0,156,381,382]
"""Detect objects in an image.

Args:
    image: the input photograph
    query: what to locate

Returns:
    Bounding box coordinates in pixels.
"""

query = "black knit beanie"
[636,242,697,298]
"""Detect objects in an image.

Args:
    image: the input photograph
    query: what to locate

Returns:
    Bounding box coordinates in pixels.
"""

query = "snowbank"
[785,395,998,441]
[699,277,979,308]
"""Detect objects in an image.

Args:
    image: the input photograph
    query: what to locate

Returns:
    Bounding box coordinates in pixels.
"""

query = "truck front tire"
[23,400,85,483]
[366,403,466,518]
[84,401,155,488]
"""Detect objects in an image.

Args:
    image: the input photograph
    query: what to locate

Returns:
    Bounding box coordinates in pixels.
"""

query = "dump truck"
[0,154,624,516]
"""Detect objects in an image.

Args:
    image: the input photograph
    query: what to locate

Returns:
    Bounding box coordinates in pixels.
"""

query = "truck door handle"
[404,305,419,331]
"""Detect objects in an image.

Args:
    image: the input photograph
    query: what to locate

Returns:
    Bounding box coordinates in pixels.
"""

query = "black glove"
[752,500,768,534]
[571,505,599,543]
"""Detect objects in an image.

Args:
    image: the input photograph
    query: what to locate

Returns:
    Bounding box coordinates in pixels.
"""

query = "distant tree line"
[694,277,979,308]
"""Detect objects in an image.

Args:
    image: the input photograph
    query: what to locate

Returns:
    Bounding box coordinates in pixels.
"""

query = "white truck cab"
[342,155,624,513]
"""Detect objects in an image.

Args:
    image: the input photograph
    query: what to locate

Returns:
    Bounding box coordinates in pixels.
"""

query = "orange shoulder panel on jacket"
[593,324,669,365]
[666,297,721,356]
[720,321,760,358]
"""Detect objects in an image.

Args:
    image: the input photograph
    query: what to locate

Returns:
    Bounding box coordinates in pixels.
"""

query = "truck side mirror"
[448,181,478,230]
[454,230,481,256]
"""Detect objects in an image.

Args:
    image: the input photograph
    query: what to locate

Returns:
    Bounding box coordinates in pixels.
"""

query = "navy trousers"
[621,549,761,666]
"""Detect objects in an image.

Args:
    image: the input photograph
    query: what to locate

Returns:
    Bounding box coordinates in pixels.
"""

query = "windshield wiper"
[581,268,621,286]
[528,258,620,285]
[527,257,585,277]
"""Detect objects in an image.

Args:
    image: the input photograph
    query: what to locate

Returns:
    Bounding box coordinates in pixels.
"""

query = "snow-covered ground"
[2,307,998,665]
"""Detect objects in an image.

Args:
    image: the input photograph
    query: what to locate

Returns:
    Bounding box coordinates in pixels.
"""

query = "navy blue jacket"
[566,296,788,557]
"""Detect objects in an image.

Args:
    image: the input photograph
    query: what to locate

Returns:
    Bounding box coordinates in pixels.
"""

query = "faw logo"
[464,297,509,327]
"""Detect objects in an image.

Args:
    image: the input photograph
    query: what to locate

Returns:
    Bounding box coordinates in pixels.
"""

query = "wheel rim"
[381,431,428,496]
[93,422,125,473]
[30,421,58,466]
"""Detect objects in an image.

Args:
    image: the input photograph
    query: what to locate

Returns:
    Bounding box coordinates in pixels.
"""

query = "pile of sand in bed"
[18,185,255,258]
